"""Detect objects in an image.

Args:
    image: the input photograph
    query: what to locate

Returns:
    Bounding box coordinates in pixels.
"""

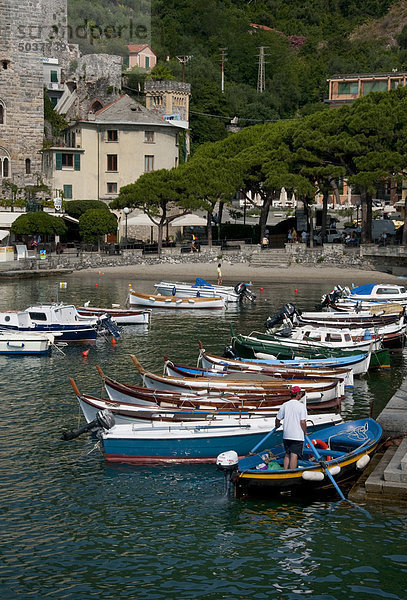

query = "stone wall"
[0,0,45,188]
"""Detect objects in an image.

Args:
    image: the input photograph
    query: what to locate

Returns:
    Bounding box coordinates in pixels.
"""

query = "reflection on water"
[0,274,406,600]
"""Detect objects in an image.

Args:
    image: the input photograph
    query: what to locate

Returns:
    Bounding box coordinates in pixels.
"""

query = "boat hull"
[100,414,342,464]
[232,418,382,498]
[129,290,224,309]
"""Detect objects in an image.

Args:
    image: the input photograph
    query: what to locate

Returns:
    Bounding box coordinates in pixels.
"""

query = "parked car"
[313,228,342,245]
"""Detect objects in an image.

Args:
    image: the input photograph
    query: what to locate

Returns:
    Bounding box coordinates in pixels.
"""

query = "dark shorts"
[283,439,304,458]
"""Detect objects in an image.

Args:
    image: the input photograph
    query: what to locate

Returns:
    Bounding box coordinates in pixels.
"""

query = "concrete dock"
[349,376,407,504]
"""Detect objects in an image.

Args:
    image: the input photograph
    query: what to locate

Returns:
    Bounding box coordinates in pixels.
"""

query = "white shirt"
[276,399,307,441]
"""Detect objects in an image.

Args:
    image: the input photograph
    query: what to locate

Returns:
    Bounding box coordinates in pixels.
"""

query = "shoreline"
[72,261,403,284]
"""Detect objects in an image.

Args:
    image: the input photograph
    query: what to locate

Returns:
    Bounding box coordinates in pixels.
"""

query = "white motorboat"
[128,290,225,309]
[0,303,119,342]
[322,283,407,309]
[153,279,255,302]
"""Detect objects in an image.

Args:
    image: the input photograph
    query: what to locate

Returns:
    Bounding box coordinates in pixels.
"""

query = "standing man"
[217,262,222,285]
[275,386,307,469]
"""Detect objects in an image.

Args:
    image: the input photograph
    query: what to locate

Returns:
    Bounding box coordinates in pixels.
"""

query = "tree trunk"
[403,196,407,246]
[328,176,341,206]
[207,211,213,248]
[217,200,224,241]
[259,194,272,242]
[308,202,314,248]
[360,187,372,244]
[321,189,329,241]
[366,194,372,243]
[157,222,164,255]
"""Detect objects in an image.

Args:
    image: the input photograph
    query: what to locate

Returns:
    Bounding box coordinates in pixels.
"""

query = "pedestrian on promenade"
[217,262,222,285]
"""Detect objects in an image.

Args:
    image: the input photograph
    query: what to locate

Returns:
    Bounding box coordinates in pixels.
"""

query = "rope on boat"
[86,440,101,455]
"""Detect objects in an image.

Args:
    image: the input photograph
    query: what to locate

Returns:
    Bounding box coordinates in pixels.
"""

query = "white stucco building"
[42,94,184,202]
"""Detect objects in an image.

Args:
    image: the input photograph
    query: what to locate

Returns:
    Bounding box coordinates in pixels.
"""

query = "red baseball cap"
[290,385,302,394]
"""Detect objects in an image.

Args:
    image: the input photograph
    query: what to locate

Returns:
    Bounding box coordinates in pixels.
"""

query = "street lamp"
[356,199,361,226]
[123,207,130,246]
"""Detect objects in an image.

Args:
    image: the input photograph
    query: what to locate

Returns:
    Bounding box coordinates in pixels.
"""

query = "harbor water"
[0,272,406,600]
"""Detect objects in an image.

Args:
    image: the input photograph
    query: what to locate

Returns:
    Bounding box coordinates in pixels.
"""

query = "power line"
[189,109,297,123]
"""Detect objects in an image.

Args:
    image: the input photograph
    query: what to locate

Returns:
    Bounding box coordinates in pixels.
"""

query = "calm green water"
[0,272,406,600]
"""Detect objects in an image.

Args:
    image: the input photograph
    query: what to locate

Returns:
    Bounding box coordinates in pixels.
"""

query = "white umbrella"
[126,213,158,225]
[170,214,207,227]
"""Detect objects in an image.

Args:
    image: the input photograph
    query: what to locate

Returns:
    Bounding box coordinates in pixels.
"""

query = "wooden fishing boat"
[0,331,57,355]
[229,325,391,369]
[154,279,255,303]
[163,356,353,389]
[128,290,224,309]
[217,418,382,498]
[97,413,343,464]
[96,366,341,412]
[130,355,343,402]
[70,379,340,426]
[77,306,151,325]
[198,342,370,377]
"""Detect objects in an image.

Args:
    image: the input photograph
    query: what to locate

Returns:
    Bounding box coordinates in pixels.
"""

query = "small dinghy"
[128,290,225,309]
[217,418,382,498]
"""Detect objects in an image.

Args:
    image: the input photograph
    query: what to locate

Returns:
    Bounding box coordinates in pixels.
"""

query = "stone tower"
[0,0,69,191]
[144,81,191,124]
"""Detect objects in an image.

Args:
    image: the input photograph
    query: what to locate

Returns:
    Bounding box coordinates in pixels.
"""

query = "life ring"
[307,439,333,461]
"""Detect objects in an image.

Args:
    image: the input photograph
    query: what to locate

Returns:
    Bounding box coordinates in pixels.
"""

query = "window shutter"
[55,153,62,170]
[74,153,80,171]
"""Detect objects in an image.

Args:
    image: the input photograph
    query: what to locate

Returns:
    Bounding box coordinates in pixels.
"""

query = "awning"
[126,213,157,226]
[170,214,207,227]
[0,213,22,227]
[0,229,10,241]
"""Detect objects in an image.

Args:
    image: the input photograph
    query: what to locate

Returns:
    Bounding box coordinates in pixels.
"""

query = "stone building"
[42,94,183,202]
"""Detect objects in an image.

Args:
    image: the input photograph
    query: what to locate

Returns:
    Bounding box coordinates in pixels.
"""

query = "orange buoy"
[260,287,264,292]
[82,349,90,357]
[295,288,298,293]
[95,283,98,287]
[112,337,118,345]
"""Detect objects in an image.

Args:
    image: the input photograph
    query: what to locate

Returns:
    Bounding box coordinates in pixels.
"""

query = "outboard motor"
[216,450,238,496]
[265,303,297,330]
[234,282,256,303]
[61,409,115,441]
[223,345,237,359]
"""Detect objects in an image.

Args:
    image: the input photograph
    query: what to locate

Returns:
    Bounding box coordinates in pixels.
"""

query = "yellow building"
[42,94,184,202]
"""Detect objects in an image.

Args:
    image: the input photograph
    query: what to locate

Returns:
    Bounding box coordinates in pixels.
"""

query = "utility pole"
[257,46,269,93]
[176,55,193,82]
[220,48,227,93]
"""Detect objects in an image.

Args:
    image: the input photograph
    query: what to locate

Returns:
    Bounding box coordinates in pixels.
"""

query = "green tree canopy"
[11,212,67,237]
[110,168,193,253]
[65,200,110,219]
[78,209,118,246]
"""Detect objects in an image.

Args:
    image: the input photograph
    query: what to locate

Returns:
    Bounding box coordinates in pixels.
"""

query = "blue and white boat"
[0,303,119,343]
[153,279,255,302]
[198,345,370,376]
[323,283,407,309]
[98,412,342,464]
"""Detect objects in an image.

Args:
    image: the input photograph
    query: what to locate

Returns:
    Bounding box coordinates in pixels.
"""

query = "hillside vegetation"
[67,0,407,147]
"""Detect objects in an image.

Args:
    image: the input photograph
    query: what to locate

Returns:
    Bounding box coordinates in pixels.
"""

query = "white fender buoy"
[176,299,182,304]
[328,465,341,476]
[356,454,370,470]
[188,299,195,303]
[149,297,155,302]
[302,470,324,481]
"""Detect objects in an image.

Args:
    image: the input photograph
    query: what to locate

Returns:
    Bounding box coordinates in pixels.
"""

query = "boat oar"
[305,435,371,517]
[249,427,277,455]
